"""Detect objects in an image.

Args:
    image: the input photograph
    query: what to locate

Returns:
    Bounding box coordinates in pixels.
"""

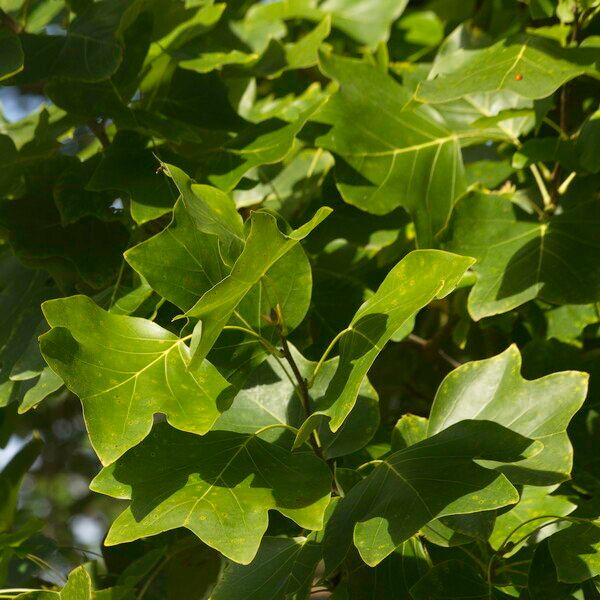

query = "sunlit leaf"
[91,422,331,564]
[40,295,234,465]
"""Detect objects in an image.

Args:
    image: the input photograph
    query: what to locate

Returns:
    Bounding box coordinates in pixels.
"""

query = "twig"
[87,119,110,150]
[0,8,22,33]
[407,334,461,369]
[274,311,326,463]
[529,164,553,211]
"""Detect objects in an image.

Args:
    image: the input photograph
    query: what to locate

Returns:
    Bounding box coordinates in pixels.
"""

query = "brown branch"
[0,8,22,33]
[279,334,326,462]
[87,119,110,150]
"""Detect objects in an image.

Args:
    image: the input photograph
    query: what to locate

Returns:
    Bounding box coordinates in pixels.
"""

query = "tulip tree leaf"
[344,538,431,599]
[15,565,94,599]
[211,536,321,600]
[91,422,332,564]
[204,107,322,193]
[549,522,600,583]
[296,250,473,442]
[409,560,490,600]
[322,419,539,567]
[215,346,379,459]
[447,191,600,320]
[185,207,331,367]
[125,199,228,312]
[247,0,408,48]
[416,35,600,103]
[428,344,588,484]
[39,295,234,465]
[163,163,245,264]
[87,131,177,225]
[16,0,130,84]
[0,195,129,290]
[489,485,576,551]
[314,52,473,246]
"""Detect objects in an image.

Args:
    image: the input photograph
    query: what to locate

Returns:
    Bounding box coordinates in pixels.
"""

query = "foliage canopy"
[0,0,599,597]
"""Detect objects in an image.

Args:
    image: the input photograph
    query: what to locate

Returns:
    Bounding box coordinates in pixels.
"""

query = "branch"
[0,8,22,33]
[87,119,110,150]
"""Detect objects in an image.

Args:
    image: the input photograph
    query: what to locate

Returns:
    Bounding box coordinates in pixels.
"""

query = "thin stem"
[87,119,110,150]
[497,515,586,554]
[529,164,553,210]
[222,325,282,356]
[310,328,348,387]
[407,334,461,369]
[542,117,568,139]
[356,459,383,472]
[277,328,326,462]
[254,423,299,436]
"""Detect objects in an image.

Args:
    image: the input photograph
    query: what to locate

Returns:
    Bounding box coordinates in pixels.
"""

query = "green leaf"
[247,0,408,48]
[91,422,332,564]
[185,207,331,367]
[163,163,244,265]
[253,17,331,77]
[429,344,588,484]
[214,345,379,459]
[391,414,428,451]
[204,108,322,193]
[528,539,579,599]
[0,254,55,409]
[16,0,130,83]
[87,131,177,224]
[545,303,599,344]
[416,35,600,103]
[211,536,321,599]
[344,538,431,599]
[297,250,473,442]
[0,195,129,290]
[15,564,94,599]
[314,52,472,246]
[323,420,538,567]
[0,29,24,81]
[409,560,490,599]
[549,522,600,583]
[125,199,228,312]
[0,436,43,532]
[489,485,576,551]
[577,109,600,173]
[447,191,600,320]
[53,155,118,225]
[39,295,234,465]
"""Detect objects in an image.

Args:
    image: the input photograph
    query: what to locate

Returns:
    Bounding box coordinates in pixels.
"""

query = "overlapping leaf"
[91,422,331,564]
[322,419,538,567]
[429,344,588,484]
[417,34,600,103]
[185,207,331,367]
[40,295,234,465]
[447,191,600,320]
[211,536,321,599]
[297,250,473,442]
[215,346,379,459]
[313,52,474,246]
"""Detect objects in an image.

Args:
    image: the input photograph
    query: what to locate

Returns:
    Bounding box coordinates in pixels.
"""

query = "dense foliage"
[1,0,599,597]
